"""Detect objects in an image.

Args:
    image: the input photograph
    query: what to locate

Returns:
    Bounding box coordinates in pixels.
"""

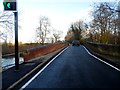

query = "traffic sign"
[3,0,19,70]
[3,0,16,11]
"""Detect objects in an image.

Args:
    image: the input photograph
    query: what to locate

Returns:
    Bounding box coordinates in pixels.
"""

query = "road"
[21,46,120,88]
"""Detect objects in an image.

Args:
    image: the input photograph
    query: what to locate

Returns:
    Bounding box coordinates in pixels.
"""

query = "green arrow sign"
[3,2,11,9]
[3,1,17,11]
[7,2,11,8]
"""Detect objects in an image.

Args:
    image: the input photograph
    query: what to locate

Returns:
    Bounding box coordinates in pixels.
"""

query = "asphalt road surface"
[21,46,120,88]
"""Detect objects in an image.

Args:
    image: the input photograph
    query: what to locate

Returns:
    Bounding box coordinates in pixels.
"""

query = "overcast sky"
[0,0,119,43]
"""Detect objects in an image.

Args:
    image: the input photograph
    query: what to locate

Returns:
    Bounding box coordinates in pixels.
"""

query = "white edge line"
[83,46,120,72]
[20,46,69,89]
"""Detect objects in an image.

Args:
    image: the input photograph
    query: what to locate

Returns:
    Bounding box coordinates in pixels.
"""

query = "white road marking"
[83,46,120,72]
[20,46,69,89]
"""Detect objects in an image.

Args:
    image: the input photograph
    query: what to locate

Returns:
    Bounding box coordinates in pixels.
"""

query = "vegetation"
[0,12,14,43]
[65,20,85,43]
[0,12,21,43]
[35,16,63,44]
[2,42,42,55]
[65,2,120,45]
[89,2,120,44]
[53,29,63,43]
[35,16,50,45]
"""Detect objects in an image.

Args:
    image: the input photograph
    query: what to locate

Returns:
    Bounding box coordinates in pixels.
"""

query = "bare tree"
[36,16,50,45]
[0,12,14,43]
[90,2,119,44]
[53,29,63,43]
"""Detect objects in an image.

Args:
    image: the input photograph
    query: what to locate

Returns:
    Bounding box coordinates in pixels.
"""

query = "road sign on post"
[3,0,16,11]
[3,0,19,70]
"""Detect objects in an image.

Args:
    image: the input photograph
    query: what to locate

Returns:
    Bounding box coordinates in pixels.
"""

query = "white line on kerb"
[83,46,120,72]
[20,47,69,89]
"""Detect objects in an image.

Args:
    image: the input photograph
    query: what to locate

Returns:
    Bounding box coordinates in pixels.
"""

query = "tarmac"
[2,48,65,90]
[2,45,120,89]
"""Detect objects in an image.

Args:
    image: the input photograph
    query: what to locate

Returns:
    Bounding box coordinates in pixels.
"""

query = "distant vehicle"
[72,40,80,46]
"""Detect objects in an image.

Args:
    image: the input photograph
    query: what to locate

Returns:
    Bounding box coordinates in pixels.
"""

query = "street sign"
[3,0,19,70]
[3,0,16,11]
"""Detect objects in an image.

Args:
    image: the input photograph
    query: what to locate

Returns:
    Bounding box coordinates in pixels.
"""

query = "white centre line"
[83,46,120,72]
[20,46,69,89]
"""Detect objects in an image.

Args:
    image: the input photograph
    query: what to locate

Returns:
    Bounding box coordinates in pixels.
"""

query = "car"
[72,40,80,46]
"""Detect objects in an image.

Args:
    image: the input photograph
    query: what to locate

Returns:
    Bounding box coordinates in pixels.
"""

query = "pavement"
[2,48,65,90]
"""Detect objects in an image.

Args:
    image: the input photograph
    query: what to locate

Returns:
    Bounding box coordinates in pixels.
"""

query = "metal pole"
[118,1,120,44]
[118,1,120,30]
[14,11,19,70]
